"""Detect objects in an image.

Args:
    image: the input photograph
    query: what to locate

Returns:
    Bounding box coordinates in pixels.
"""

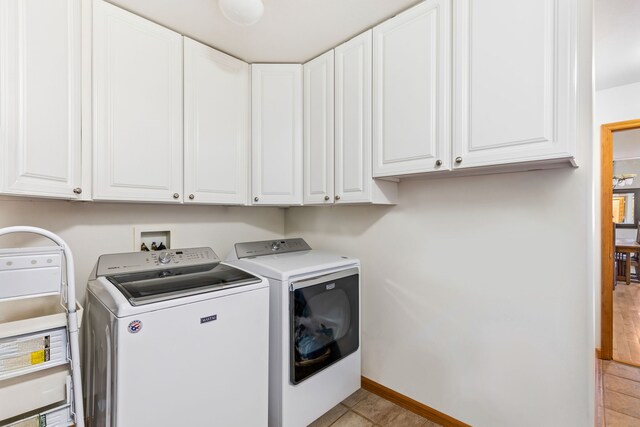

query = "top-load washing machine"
[83,247,269,427]
[226,238,360,427]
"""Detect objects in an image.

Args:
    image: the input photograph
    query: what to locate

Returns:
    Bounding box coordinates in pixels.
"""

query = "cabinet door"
[303,51,334,205]
[335,31,373,204]
[452,0,576,168]
[93,0,183,202]
[183,37,249,205]
[0,0,82,199]
[373,0,451,177]
[251,64,303,206]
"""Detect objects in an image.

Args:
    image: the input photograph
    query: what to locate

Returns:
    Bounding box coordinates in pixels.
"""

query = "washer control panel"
[95,247,219,276]
[234,238,311,259]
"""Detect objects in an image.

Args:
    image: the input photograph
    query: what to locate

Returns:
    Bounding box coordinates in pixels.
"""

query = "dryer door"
[289,268,359,384]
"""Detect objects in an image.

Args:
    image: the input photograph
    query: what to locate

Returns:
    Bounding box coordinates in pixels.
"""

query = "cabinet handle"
[189,194,195,200]
[335,195,341,201]
[435,160,442,167]
[73,187,82,195]
[254,197,259,202]
[455,157,463,164]
[173,193,180,199]
[324,195,330,201]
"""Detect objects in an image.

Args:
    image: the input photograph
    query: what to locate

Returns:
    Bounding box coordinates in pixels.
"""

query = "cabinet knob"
[335,195,341,201]
[435,160,442,167]
[189,194,195,200]
[254,196,259,202]
[173,193,180,199]
[73,187,82,195]
[324,195,330,201]
[455,157,463,164]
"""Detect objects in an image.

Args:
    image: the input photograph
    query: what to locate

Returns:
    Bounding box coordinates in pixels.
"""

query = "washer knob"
[158,251,172,264]
[270,241,281,251]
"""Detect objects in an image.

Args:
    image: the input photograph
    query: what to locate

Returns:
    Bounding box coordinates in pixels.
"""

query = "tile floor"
[600,359,640,426]
[309,389,442,427]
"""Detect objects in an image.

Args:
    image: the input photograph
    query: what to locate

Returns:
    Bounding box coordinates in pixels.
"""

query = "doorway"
[601,119,640,364]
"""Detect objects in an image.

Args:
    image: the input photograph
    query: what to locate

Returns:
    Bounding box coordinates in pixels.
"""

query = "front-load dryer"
[83,247,269,426]
[227,238,360,427]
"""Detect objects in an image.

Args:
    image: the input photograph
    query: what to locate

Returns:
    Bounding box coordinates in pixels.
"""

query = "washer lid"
[106,263,262,306]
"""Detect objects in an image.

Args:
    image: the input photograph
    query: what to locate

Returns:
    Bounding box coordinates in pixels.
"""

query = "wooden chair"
[632,221,640,281]
[615,251,626,288]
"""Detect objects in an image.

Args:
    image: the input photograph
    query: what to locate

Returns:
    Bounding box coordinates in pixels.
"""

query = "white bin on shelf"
[0,365,70,421]
[0,294,84,339]
[0,295,83,381]
[5,402,72,427]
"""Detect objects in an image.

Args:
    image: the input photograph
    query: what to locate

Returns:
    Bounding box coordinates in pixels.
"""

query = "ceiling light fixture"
[219,0,264,26]
[613,174,637,188]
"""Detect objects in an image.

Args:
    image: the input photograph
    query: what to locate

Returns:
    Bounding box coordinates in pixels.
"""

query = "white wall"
[0,198,285,303]
[595,82,640,125]
[594,81,640,345]
[286,171,592,426]
[285,2,594,425]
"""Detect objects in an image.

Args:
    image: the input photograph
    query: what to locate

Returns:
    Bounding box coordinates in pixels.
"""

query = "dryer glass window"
[289,272,359,384]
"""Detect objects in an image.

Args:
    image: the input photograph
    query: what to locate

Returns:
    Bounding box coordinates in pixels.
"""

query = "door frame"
[600,118,640,360]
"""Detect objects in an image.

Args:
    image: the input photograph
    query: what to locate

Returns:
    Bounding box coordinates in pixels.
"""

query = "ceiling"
[613,128,640,160]
[595,0,640,90]
[106,0,640,88]
[107,0,421,63]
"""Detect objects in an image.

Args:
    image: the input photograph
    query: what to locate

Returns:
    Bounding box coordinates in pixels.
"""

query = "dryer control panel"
[234,238,311,258]
[94,247,219,277]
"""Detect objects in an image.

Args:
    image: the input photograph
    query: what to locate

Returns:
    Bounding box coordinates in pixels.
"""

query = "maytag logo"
[326,283,336,290]
[200,314,217,324]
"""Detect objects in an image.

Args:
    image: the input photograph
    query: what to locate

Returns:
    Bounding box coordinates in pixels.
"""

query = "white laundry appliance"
[83,247,269,427]
[227,238,360,427]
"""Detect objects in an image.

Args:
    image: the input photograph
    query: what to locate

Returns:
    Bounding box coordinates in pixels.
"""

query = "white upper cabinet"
[183,37,249,205]
[0,0,82,199]
[93,0,184,203]
[304,51,335,205]
[251,64,303,206]
[452,0,576,169]
[372,0,451,177]
[335,31,397,204]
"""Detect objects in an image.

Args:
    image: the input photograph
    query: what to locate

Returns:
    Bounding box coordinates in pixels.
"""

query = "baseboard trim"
[361,376,471,427]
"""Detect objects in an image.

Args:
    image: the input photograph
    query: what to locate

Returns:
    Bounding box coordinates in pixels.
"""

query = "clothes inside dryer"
[290,271,359,384]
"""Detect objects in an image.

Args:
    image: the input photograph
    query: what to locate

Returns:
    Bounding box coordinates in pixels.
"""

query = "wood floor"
[598,359,640,426]
[613,280,640,366]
